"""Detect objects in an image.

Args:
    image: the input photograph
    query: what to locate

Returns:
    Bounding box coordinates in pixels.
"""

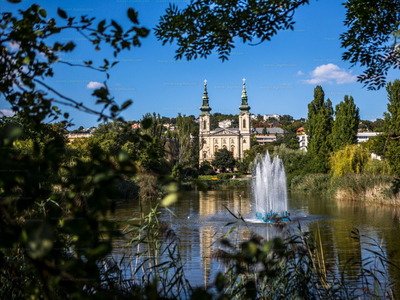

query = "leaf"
[141,118,152,129]
[161,193,178,206]
[127,8,139,24]
[118,151,129,162]
[39,9,47,18]
[121,100,132,110]
[57,8,68,19]
[97,20,106,33]
[25,221,54,260]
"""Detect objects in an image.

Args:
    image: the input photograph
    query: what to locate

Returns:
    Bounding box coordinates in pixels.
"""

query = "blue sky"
[1,0,397,129]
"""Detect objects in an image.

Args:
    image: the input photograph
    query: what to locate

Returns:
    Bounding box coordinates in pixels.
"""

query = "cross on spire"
[204,79,207,85]
[242,78,246,85]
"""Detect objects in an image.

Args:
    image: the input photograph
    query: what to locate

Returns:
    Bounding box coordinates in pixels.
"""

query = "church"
[199,79,252,165]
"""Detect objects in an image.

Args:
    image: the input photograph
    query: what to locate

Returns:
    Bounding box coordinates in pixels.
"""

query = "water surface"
[111,190,400,291]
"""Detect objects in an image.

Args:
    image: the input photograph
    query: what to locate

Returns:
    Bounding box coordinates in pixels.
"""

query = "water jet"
[252,151,291,223]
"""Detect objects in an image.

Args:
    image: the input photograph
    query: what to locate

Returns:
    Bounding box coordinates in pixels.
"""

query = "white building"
[297,131,380,151]
[263,114,280,121]
[199,80,252,164]
[218,119,233,129]
[253,127,285,145]
[357,132,380,145]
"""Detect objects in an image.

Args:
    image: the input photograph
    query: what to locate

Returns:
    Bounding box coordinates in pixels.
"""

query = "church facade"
[199,80,252,165]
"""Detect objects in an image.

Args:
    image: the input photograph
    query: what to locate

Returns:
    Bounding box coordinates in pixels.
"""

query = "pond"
[110,189,400,293]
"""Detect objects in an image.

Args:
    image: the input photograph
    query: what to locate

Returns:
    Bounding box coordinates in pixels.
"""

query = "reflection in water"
[111,190,400,291]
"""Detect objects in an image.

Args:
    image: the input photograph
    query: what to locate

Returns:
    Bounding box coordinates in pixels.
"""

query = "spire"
[239,78,250,112]
[200,79,212,115]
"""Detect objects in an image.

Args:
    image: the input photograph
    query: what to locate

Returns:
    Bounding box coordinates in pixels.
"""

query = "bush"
[199,161,215,175]
[217,173,234,180]
[291,174,331,194]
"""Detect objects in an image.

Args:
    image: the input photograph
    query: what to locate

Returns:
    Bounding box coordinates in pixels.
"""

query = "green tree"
[211,148,236,172]
[384,79,400,174]
[262,127,268,135]
[331,95,360,151]
[305,86,334,173]
[329,144,371,178]
[199,160,215,175]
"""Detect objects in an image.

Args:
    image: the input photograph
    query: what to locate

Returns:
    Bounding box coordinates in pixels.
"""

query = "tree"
[341,0,400,90]
[199,160,215,175]
[330,144,370,178]
[384,79,400,174]
[331,95,360,152]
[305,86,334,173]
[262,127,268,135]
[155,0,310,61]
[211,148,236,172]
[0,4,152,298]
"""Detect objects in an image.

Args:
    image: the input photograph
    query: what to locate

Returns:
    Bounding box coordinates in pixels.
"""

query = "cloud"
[296,70,304,76]
[301,64,357,84]
[86,81,104,89]
[0,109,15,117]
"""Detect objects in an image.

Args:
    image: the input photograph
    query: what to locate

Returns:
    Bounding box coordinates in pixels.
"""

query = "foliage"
[202,216,399,300]
[329,144,371,178]
[341,0,400,90]
[199,160,215,175]
[155,0,310,61]
[271,144,313,185]
[171,163,183,181]
[305,86,334,173]
[384,79,400,175]
[329,173,400,204]
[166,114,199,171]
[211,148,236,172]
[331,95,360,152]
[290,174,331,194]
[363,157,391,175]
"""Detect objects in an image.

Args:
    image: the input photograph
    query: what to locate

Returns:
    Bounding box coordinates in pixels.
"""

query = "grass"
[291,173,400,205]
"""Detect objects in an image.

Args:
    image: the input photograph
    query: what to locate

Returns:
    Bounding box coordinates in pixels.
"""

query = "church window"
[243,119,246,128]
[203,152,207,159]
[203,120,206,130]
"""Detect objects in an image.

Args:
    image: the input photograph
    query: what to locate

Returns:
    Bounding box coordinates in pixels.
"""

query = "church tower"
[238,78,251,134]
[199,80,211,134]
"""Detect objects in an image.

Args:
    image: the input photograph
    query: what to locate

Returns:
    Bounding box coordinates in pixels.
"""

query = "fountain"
[252,151,291,223]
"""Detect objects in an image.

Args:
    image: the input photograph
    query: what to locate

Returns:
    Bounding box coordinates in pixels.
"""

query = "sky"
[0,0,397,129]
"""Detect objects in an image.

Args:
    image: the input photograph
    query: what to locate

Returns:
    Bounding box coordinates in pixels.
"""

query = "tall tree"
[211,148,236,172]
[305,86,334,173]
[331,95,360,151]
[384,79,400,175]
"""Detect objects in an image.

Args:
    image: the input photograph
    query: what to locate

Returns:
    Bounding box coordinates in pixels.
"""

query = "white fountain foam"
[252,151,288,217]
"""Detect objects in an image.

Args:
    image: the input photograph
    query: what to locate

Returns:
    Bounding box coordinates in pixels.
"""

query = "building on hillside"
[253,127,285,145]
[263,114,280,121]
[296,129,380,151]
[296,127,308,151]
[131,123,141,129]
[250,114,257,121]
[67,133,92,143]
[199,79,252,165]
[218,119,233,129]
[356,132,380,145]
